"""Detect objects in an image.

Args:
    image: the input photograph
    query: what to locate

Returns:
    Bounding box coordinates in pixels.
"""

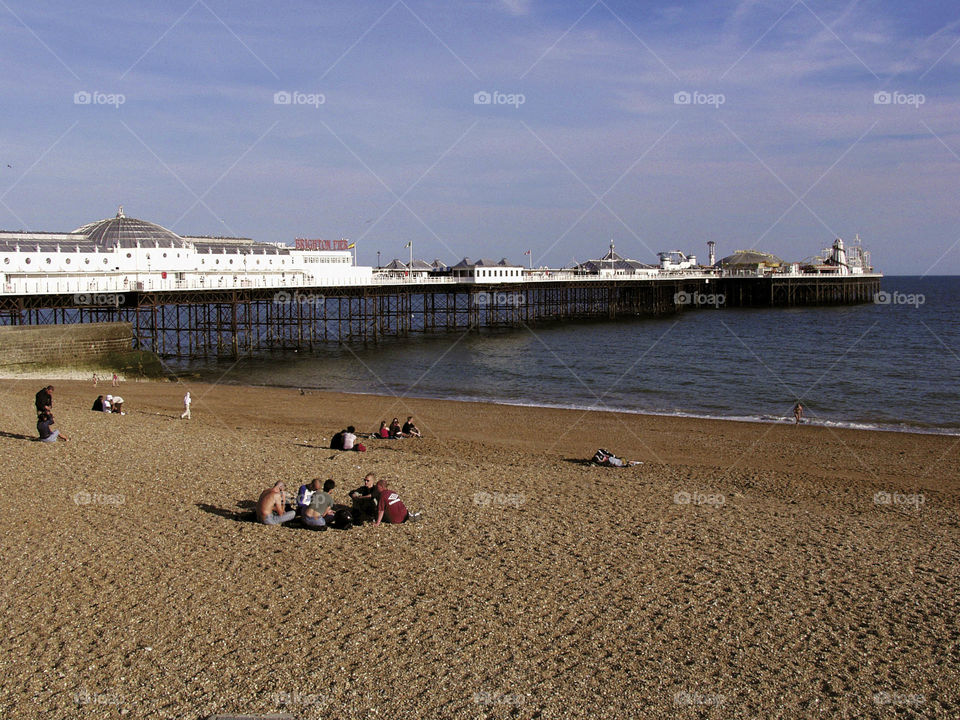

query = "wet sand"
[0,378,957,719]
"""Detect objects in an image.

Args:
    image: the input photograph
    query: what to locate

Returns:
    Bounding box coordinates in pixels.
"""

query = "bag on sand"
[330,507,355,530]
[355,442,366,452]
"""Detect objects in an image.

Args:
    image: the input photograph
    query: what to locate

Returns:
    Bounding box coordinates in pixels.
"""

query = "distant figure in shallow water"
[793,402,804,424]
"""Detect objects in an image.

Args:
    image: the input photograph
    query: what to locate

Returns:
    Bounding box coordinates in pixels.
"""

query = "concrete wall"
[0,322,133,369]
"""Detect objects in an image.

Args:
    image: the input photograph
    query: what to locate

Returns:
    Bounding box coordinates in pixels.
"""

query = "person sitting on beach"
[103,395,113,413]
[111,396,125,415]
[296,478,322,515]
[342,426,357,451]
[92,395,105,412]
[35,385,53,417]
[349,472,380,523]
[389,417,403,438]
[377,421,390,438]
[302,479,336,529]
[374,478,421,525]
[256,481,295,525]
[37,412,69,443]
[330,429,345,450]
[401,416,422,438]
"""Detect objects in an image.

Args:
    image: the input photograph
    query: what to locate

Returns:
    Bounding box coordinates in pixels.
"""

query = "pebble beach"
[0,378,957,719]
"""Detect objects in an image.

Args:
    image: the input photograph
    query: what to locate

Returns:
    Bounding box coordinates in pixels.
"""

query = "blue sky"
[1,0,958,272]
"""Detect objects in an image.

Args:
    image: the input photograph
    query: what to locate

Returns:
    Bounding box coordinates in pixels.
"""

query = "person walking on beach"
[256,481,295,525]
[112,373,119,387]
[374,478,421,526]
[793,401,804,424]
[92,373,98,387]
[181,391,191,420]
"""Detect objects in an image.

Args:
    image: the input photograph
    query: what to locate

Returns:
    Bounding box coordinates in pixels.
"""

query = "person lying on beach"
[349,472,380,523]
[37,411,69,442]
[92,395,105,412]
[302,479,336,529]
[402,416,422,438]
[592,449,641,467]
[256,481,295,525]
[374,478,421,525]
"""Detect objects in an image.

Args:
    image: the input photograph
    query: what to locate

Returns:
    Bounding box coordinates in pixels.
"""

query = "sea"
[186,276,959,435]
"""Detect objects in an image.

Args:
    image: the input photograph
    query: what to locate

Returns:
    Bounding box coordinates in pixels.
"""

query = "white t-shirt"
[342,432,357,450]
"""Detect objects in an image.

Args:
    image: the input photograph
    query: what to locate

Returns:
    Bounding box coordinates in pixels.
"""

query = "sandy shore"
[0,378,957,719]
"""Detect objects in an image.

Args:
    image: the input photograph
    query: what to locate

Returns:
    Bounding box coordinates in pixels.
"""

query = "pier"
[0,273,880,359]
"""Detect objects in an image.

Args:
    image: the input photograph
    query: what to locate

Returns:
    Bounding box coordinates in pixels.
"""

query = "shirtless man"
[256,481,295,525]
[793,401,804,425]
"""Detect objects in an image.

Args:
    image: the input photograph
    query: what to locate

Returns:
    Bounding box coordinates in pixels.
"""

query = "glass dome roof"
[72,208,189,250]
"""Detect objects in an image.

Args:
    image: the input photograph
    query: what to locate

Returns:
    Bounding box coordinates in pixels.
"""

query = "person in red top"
[374,479,421,525]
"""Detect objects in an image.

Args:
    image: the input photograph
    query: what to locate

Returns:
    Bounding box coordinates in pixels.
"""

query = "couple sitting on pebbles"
[255,473,422,528]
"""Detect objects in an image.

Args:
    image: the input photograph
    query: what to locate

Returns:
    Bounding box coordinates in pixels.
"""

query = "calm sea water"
[187,277,959,434]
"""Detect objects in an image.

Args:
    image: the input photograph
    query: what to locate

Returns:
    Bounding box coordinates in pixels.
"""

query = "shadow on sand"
[0,431,38,442]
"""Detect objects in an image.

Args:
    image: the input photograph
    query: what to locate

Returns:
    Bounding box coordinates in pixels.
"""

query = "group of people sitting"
[376,416,421,439]
[330,416,423,450]
[35,385,68,443]
[91,394,125,415]
[255,472,422,528]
